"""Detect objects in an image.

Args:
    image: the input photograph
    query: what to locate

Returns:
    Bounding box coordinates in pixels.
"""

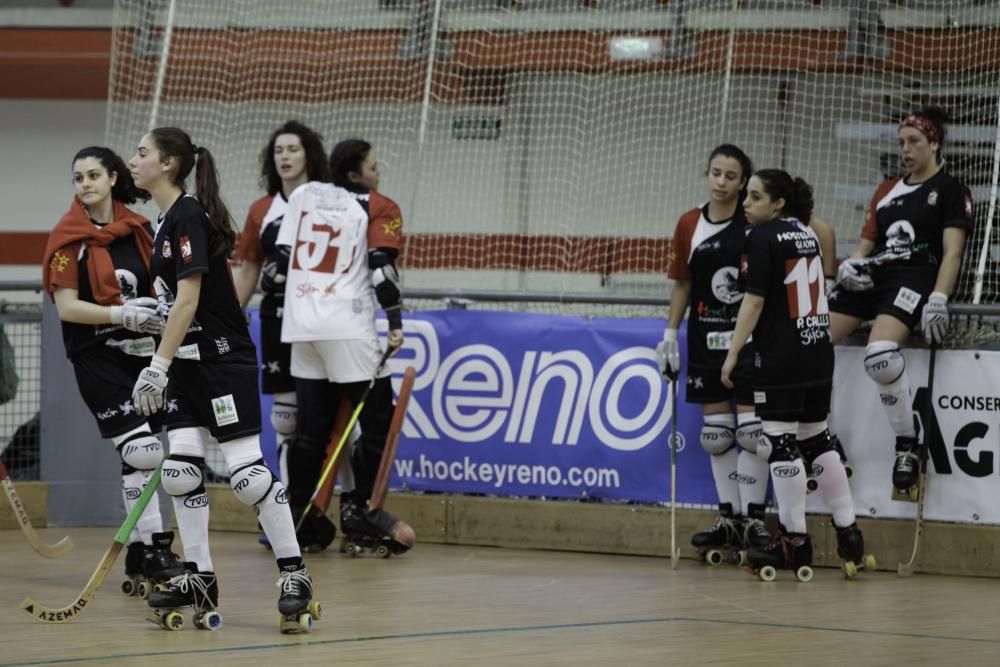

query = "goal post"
[106,1,1000,303]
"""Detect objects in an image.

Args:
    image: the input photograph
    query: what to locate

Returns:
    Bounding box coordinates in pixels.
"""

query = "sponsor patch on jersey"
[176,343,201,360]
[893,287,921,314]
[707,330,734,351]
[180,236,193,262]
[927,190,938,206]
[162,239,172,258]
[754,391,767,404]
[212,394,239,427]
[105,336,156,358]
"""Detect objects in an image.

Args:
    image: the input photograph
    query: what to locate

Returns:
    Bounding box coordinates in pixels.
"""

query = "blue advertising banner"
[250,308,719,504]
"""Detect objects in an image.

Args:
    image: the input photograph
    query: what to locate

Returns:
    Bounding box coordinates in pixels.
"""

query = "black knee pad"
[764,433,801,464]
[797,430,834,468]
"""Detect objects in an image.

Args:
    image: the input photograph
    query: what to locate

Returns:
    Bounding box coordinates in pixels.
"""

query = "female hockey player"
[656,144,771,563]
[723,169,870,581]
[279,138,415,557]
[828,107,972,494]
[42,145,184,598]
[128,127,316,632]
[232,120,336,551]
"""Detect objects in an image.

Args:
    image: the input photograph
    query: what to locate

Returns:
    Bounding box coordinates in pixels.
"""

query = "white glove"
[655,328,681,380]
[110,297,164,334]
[132,355,170,416]
[921,292,949,345]
[836,258,874,292]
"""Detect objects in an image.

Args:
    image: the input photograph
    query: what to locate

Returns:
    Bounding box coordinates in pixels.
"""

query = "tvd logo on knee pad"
[184,493,209,509]
[880,393,898,406]
[772,465,801,478]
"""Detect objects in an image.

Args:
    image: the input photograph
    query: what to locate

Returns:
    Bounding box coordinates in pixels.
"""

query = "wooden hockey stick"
[669,375,680,570]
[21,464,162,623]
[0,460,73,559]
[898,344,937,577]
[295,346,394,531]
[368,366,416,512]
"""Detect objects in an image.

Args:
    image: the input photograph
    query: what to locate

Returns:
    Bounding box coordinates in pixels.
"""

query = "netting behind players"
[105,1,1000,305]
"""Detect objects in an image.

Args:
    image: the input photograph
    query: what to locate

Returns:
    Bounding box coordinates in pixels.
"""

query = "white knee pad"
[700,424,736,456]
[116,432,163,471]
[865,341,905,385]
[735,420,762,455]
[230,460,277,507]
[270,401,297,436]
[161,456,205,497]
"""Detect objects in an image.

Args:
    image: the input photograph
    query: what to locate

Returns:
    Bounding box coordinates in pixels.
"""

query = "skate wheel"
[908,486,920,502]
[864,554,878,571]
[345,542,360,557]
[308,601,322,621]
[737,550,748,567]
[758,566,777,582]
[279,613,312,634]
[298,613,313,633]
[705,550,724,566]
[136,580,153,599]
[806,478,818,493]
[162,611,184,631]
[194,611,222,631]
[121,578,137,596]
[376,544,391,559]
[842,560,858,579]
[796,566,814,583]
[844,464,854,479]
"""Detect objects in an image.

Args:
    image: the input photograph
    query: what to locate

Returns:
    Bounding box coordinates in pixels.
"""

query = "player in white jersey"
[278,138,415,555]
[233,120,337,550]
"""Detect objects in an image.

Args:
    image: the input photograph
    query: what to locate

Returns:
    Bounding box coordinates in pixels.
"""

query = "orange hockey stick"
[368,366,416,512]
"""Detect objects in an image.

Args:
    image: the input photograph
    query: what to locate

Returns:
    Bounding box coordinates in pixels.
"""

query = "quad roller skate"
[739,503,771,551]
[121,532,185,599]
[340,494,413,558]
[834,521,877,579]
[892,435,922,501]
[277,558,320,634]
[806,433,854,494]
[147,563,222,631]
[744,530,814,582]
[692,503,745,566]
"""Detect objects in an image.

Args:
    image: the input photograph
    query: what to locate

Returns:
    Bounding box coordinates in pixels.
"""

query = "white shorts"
[290,338,388,383]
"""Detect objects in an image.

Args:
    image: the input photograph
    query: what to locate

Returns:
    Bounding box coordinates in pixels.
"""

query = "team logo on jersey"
[885,220,915,251]
[115,269,138,301]
[927,190,938,206]
[162,240,172,258]
[180,236,193,262]
[49,251,70,273]
[710,267,743,305]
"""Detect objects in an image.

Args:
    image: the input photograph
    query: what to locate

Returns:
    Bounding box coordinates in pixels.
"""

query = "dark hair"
[148,127,235,258]
[329,139,373,190]
[259,120,330,196]
[72,146,150,205]
[908,106,950,162]
[707,144,754,183]
[753,169,815,223]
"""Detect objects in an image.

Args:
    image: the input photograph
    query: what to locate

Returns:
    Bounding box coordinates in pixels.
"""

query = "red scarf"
[42,198,153,305]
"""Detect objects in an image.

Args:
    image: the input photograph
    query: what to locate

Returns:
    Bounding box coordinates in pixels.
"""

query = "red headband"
[899,114,941,145]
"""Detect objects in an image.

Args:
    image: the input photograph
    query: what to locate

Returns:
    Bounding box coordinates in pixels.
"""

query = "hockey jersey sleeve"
[232,196,271,265]
[743,226,772,298]
[45,243,82,292]
[366,191,403,253]
[667,209,699,281]
[860,179,899,243]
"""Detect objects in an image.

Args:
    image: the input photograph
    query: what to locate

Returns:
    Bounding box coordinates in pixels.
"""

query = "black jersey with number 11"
[742,217,833,390]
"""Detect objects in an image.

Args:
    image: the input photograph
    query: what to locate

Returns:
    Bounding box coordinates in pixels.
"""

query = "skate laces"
[895,450,919,472]
[164,572,214,605]
[277,568,312,597]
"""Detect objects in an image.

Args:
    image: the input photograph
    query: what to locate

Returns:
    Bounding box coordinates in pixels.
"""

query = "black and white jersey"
[861,170,973,270]
[742,217,833,390]
[667,204,748,364]
[150,195,255,364]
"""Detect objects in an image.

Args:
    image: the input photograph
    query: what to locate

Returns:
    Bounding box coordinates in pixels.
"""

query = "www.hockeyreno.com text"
[394,454,621,490]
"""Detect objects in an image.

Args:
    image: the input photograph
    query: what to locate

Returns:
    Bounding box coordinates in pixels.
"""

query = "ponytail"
[754,169,814,223]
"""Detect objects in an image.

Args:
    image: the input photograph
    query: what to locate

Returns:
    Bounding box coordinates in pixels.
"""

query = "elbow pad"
[260,245,290,295]
[372,263,402,329]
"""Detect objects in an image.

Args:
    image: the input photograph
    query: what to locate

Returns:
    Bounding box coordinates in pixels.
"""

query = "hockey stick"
[21,463,163,623]
[0,460,73,559]
[295,346,394,531]
[368,366,416,512]
[898,344,937,577]
[669,374,680,570]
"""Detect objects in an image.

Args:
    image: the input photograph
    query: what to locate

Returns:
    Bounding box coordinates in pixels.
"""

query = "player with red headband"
[828,107,973,495]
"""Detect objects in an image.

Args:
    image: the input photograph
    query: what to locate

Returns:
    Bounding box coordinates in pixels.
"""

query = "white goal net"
[105,0,1000,304]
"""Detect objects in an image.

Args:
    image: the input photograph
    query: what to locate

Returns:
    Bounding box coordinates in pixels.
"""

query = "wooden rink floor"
[1,528,999,666]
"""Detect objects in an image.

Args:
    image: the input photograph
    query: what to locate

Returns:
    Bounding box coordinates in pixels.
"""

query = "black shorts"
[71,344,163,438]
[259,315,294,395]
[828,266,937,331]
[165,359,262,442]
[754,383,831,423]
[686,346,753,406]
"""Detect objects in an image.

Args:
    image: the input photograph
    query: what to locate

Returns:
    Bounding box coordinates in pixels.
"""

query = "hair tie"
[191,144,201,156]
